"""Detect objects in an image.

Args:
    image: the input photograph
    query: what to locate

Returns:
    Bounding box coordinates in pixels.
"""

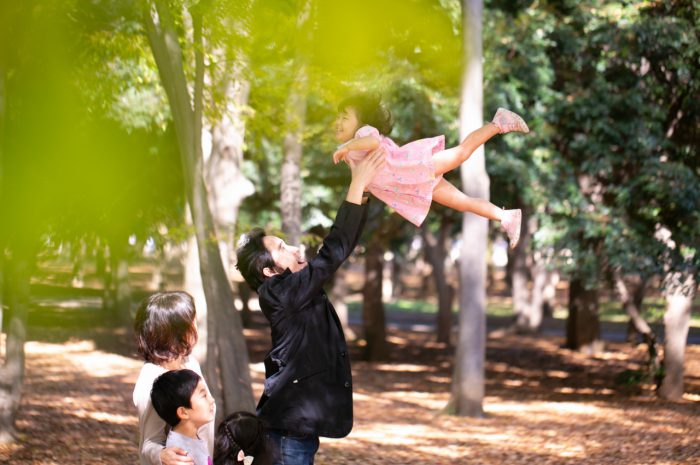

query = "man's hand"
[345,147,386,205]
[160,446,194,465]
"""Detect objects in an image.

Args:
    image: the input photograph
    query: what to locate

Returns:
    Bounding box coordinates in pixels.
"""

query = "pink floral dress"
[346,125,444,226]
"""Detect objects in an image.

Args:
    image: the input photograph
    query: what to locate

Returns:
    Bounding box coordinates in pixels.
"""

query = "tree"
[421,216,456,345]
[0,1,77,440]
[447,0,488,417]
[290,1,315,247]
[658,271,696,400]
[143,0,255,417]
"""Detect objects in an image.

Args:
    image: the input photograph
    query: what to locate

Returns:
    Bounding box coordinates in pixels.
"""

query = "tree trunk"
[613,273,652,343]
[205,66,253,278]
[565,277,602,354]
[448,0,487,417]
[511,212,549,333]
[331,264,356,341]
[421,217,455,346]
[183,230,208,362]
[0,253,31,444]
[511,207,531,330]
[362,229,388,361]
[109,238,132,325]
[658,272,696,401]
[280,67,306,246]
[237,281,253,327]
[145,1,254,418]
[280,0,313,246]
[0,64,5,335]
[528,249,555,326]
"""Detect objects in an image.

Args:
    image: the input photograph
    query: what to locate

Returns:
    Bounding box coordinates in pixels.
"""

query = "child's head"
[134,291,198,365]
[335,93,393,142]
[214,411,267,465]
[151,369,215,430]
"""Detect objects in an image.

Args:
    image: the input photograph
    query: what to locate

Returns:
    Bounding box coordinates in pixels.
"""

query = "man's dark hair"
[338,93,393,135]
[236,228,275,291]
[151,369,201,427]
[134,292,198,365]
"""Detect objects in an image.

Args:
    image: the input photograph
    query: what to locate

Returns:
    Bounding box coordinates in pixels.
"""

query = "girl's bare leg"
[431,178,522,248]
[431,178,503,220]
[432,123,500,177]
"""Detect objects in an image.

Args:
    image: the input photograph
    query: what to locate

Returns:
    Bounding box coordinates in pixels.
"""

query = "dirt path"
[1,310,699,464]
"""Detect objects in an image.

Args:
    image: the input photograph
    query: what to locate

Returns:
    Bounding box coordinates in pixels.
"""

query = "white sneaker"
[492,108,529,134]
[501,209,522,249]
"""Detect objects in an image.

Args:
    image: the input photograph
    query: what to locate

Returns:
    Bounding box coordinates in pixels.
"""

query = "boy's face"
[334,107,360,143]
[184,380,215,428]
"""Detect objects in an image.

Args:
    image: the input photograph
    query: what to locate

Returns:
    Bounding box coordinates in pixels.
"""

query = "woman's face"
[334,106,360,142]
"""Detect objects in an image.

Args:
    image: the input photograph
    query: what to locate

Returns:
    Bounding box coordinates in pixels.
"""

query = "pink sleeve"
[355,125,381,140]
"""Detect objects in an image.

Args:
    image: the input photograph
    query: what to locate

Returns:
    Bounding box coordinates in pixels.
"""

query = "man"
[236,149,385,465]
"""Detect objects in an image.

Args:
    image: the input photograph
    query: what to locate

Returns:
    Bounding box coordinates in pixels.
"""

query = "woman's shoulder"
[184,356,203,375]
[132,362,164,406]
[135,361,164,381]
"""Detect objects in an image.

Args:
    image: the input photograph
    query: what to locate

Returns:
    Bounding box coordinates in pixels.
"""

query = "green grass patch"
[348,299,520,318]
[349,297,700,327]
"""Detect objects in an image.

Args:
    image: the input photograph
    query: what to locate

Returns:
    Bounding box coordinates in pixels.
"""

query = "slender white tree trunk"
[145,1,255,417]
[0,66,5,336]
[205,68,253,276]
[658,273,696,400]
[280,0,314,246]
[0,255,30,444]
[449,0,487,417]
[281,67,306,246]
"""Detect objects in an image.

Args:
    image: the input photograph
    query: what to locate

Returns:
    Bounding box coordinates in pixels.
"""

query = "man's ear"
[262,267,277,278]
[176,406,189,421]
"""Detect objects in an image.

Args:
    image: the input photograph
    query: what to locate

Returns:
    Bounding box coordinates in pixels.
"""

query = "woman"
[133,291,215,465]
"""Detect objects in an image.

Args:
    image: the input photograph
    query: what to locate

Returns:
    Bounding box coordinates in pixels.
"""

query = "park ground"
[1,266,700,464]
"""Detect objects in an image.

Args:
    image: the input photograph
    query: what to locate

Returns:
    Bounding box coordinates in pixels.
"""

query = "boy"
[151,369,216,465]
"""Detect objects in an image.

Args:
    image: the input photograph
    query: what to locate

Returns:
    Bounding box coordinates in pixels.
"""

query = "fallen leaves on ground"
[1,311,699,465]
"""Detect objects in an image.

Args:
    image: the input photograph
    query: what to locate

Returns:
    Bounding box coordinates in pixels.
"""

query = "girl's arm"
[333,136,381,164]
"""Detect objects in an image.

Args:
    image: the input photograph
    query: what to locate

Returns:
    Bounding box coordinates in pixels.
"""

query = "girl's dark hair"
[214,411,269,465]
[134,292,198,364]
[150,369,202,427]
[235,228,276,291]
[338,93,393,135]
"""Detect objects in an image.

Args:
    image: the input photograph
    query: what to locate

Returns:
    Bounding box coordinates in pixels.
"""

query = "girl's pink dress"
[346,125,444,226]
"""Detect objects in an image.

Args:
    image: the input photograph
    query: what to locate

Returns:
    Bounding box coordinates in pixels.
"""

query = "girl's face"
[334,107,360,142]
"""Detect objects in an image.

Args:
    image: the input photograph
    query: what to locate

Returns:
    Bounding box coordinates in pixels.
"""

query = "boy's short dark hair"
[151,369,201,427]
[134,292,198,365]
[236,228,275,291]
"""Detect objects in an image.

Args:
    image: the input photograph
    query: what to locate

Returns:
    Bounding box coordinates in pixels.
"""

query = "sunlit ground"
[2,317,699,464]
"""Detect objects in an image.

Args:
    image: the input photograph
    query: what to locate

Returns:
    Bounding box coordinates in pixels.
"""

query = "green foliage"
[2,0,697,293]
[497,0,700,288]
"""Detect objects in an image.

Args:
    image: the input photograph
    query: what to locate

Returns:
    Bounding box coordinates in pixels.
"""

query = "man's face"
[263,236,308,274]
[334,106,360,143]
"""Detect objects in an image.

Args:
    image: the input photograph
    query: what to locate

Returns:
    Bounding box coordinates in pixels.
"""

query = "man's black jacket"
[256,200,368,438]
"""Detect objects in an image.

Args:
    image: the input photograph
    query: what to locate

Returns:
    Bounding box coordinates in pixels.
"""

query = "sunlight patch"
[374,363,430,372]
[75,410,135,425]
